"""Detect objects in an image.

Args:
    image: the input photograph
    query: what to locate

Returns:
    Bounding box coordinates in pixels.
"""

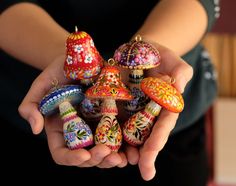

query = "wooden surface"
[202,33,236,97]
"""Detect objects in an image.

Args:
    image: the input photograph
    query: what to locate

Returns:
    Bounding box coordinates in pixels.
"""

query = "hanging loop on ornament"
[51,78,59,89]
[75,26,78,32]
[170,77,176,84]
[134,35,142,42]
[107,58,117,66]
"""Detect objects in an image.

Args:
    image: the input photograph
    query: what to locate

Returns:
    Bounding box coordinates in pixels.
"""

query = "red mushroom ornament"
[114,35,161,115]
[64,27,104,121]
[86,59,133,152]
[123,77,184,146]
[64,27,103,83]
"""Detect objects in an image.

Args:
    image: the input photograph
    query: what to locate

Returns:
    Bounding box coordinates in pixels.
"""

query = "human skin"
[0,0,207,181]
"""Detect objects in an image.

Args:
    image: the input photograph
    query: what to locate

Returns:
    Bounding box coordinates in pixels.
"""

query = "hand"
[124,42,193,181]
[18,55,127,168]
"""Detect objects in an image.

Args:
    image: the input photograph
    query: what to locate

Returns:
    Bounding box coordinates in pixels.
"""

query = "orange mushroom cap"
[86,66,133,100]
[141,77,184,113]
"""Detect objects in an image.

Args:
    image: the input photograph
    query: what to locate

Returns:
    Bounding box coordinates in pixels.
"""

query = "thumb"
[171,60,193,93]
[18,75,51,134]
[138,147,158,181]
[18,101,44,134]
[138,111,179,181]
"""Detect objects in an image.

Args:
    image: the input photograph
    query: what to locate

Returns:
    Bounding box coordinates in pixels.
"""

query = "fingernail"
[178,75,187,93]
[28,117,36,133]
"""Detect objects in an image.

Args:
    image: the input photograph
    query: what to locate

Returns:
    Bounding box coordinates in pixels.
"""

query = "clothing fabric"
[0,0,219,134]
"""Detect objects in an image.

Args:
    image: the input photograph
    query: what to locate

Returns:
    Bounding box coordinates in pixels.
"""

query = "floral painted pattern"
[86,66,133,100]
[95,115,122,152]
[80,98,102,119]
[61,102,93,150]
[125,87,149,114]
[64,120,92,142]
[64,30,103,80]
[123,110,154,146]
[85,54,93,63]
[114,40,161,69]
[66,55,73,65]
[141,77,184,113]
[74,44,84,53]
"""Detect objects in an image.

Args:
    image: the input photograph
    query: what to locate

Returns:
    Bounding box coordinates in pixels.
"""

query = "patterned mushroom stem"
[59,101,93,150]
[123,100,161,146]
[125,69,149,115]
[95,98,122,152]
[123,77,184,146]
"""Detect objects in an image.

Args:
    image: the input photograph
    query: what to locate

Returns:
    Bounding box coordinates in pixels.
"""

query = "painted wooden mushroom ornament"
[39,84,93,150]
[123,77,184,146]
[63,27,104,121]
[113,35,161,115]
[86,59,133,152]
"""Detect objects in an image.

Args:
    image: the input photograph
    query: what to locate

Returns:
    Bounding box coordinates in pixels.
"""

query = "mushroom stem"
[101,98,118,115]
[59,101,93,150]
[144,100,162,117]
[123,100,162,146]
[125,69,149,115]
[129,69,144,84]
[95,98,122,152]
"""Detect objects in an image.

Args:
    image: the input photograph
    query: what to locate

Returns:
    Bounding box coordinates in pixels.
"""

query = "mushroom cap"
[113,40,161,69]
[86,66,133,100]
[39,85,84,116]
[141,77,184,113]
[64,31,103,80]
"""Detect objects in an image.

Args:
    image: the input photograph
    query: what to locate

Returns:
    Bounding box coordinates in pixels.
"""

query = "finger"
[79,144,111,167]
[18,58,70,134]
[47,130,91,166]
[146,45,193,93]
[18,101,44,134]
[96,152,123,168]
[52,147,91,166]
[139,110,178,181]
[117,152,128,168]
[18,75,56,134]
[125,145,139,165]
[170,61,193,93]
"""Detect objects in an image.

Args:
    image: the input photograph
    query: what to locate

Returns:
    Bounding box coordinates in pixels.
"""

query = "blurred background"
[201,1,236,186]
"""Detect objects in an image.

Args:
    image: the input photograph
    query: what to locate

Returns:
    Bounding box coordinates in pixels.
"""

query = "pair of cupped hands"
[18,41,193,181]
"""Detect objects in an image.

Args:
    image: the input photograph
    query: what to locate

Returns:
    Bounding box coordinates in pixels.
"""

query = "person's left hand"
[123,42,193,181]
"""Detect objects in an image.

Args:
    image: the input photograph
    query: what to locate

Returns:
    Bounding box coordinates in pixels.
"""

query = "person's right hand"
[18,55,127,168]
[119,41,193,181]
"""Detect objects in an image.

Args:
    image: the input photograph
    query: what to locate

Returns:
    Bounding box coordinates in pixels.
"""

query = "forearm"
[137,0,208,56]
[0,3,69,70]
